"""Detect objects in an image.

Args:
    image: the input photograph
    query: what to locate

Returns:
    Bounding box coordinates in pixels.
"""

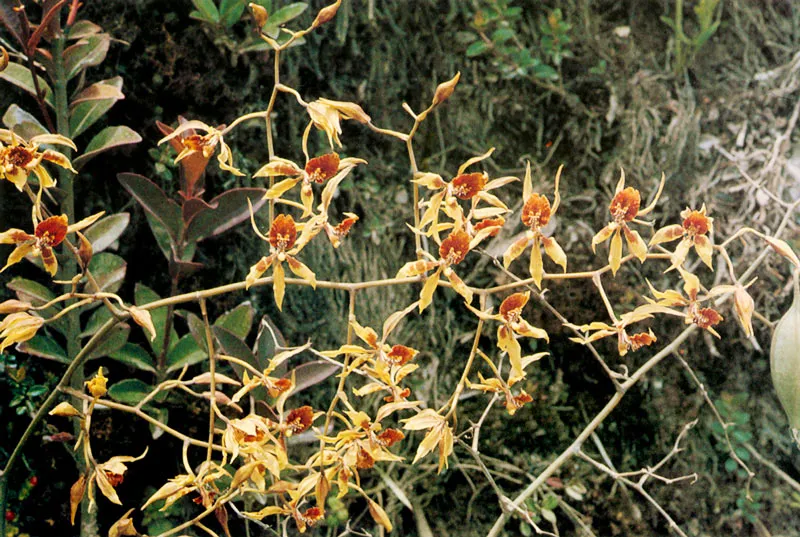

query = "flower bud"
[771,276,800,440]
[76,231,93,270]
[0,299,31,314]
[432,72,461,107]
[129,306,156,341]
[763,236,800,269]
[312,0,341,29]
[248,3,268,28]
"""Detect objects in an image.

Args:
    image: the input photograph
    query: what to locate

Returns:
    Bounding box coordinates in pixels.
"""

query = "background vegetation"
[2,0,800,535]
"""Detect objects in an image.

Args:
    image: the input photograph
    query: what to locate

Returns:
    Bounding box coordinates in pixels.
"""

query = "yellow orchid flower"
[0,129,76,191]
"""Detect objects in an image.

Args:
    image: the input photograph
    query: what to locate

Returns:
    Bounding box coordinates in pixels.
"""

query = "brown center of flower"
[284,406,313,434]
[439,230,470,265]
[694,308,722,329]
[35,215,69,247]
[450,173,487,199]
[499,293,528,323]
[182,134,207,152]
[305,153,340,183]
[609,187,640,223]
[268,214,298,251]
[682,211,710,236]
[105,472,125,488]
[521,194,552,230]
[6,147,33,168]
[386,345,416,366]
[375,428,405,447]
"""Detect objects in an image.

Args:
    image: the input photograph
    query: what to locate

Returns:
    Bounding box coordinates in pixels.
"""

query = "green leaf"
[491,28,514,44]
[149,406,168,439]
[85,323,130,360]
[64,33,111,80]
[82,213,130,253]
[166,334,207,373]
[540,508,557,524]
[732,430,753,443]
[466,41,490,57]
[724,458,737,473]
[109,343,157,373]
[213,326,256,364]
[263,2,308,37]
[3,105,48,140]
[220,0,247,27]
[108,379,152,405]
[85,252,127,294]
[135,284,178,356]
[185,188,268,243]
[117,173,183,249]
[17,335,69,364]
[0,63,54,108]
[191,0,221,22]
[73,126,142,170]
[68,20,102,40]
[69,77,125,137]
[81,305,114,337]
[532,63,559,80]
[7,277,68,336]
[214,302,255,340]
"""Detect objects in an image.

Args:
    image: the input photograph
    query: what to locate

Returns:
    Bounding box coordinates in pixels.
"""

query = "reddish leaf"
[185,188,267,243]
[26,0,67,55]
[117,173,183,247]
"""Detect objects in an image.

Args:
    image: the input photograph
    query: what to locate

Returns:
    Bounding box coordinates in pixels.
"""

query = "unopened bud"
[129,306,156,341]
[0,299,31,314]
[76,231,93,270]
[312,0,341,28]
[248,3,268,28]
[771,275,800,440]
[432,71,461,107]
[763,236,800,269]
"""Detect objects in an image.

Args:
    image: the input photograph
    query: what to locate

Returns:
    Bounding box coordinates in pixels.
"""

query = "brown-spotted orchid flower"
[396,229,474,311]
[650,204,714,271]
[466,292,549,383]
[591,169,665,275]
[158,120,244,176]
[414,148,513,243]
[466,370,537,416]
[230,342,312,406]
[85,449,148,511]
[0,130,76,191]
[256,152,366,218]
[565,304,660,356]
[503,164,567,288]
[242,472,325,533]
[324,302,421,403]
[401,408,453,474]
[645,268,725,337]
[246,208,317,310]
[0,212,103,276]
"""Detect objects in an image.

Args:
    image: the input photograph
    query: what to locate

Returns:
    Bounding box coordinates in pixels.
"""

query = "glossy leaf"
[214,302,255,340]
[185,188,268,243]
[3,104,48,140]
[118,173,183,248]
[166,334,207,373]
[64,33,111,79]
[109,343,156,373]
[190,0,221,22]
[69,77,124,137]
[73,126,141,170]
[82,213,130,253]
[0,63,54,108]
[85,323,130,360]
[220,0,247,27]
[292,360,338,394]
[213,326,256,364]
[81,305,114,337]
[85,253,127,294]
[135,284,178,356]
[17,334,69,364]
[263,2,308,37]
[108,379,152,405]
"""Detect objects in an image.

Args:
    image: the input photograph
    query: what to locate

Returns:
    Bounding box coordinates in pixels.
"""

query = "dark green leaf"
[214,302,255,340]
[85,323,130,360]
[220,0,247,27]
[81,305,115,337]
[85,252,127,294]
[82,213,130,253]
[0,63,54,108]
[68,20,102,40]
[191,0,221,22]
[64,33,111,80]
[109,343,157,373]
[108,379,152,405]
[293,361,338,394]
[166,334,207,373]
[17,335,69,364]
[117,173,183,248]
[3,105,48,140]
[185,188,267,242]
[724,458,737,473]
[466,41,490,57]
[491,28,514,44]
[135,284,178,356]
[213,326,256,364]
[263,2,308,37]
[69,77,125,137]
[73,126,142,170]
